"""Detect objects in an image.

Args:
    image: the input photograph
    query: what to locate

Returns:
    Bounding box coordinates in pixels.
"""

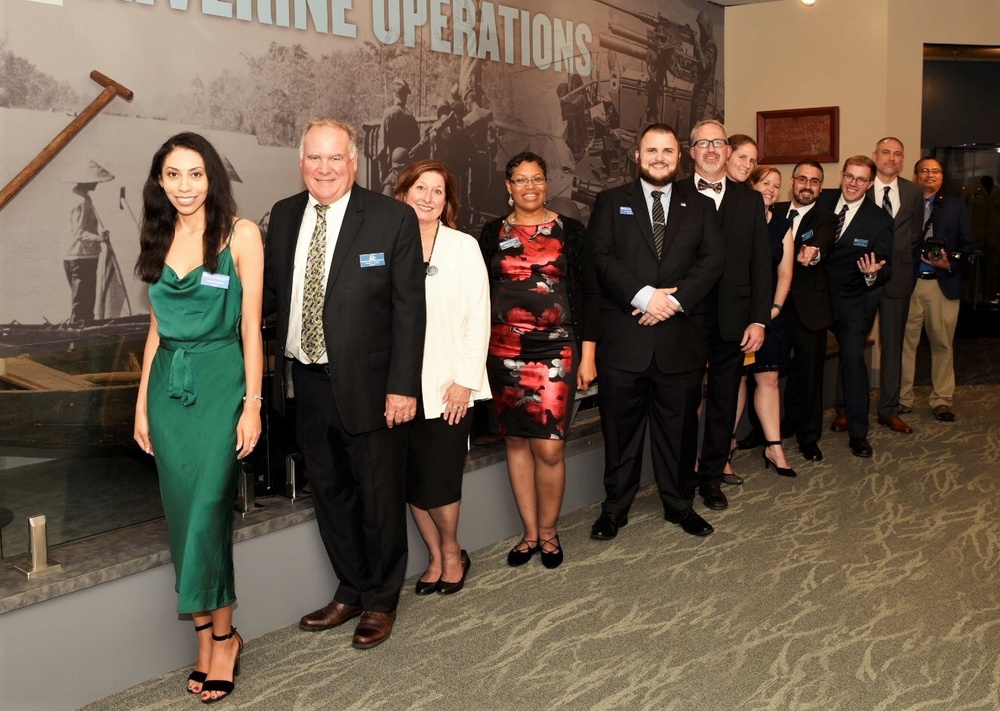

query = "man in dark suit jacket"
[263,118,425,649]
[589,123,724,540]
[684,120,770,511]
[900,157,976,422]
[819,155,894,457]
[775,160,838,462]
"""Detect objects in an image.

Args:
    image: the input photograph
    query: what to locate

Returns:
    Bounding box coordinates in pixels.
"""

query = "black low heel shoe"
[507,539,539,567]
[200,628,242,704]
[414,578,440,595]
[438,550,471,595]
[539,535,564,569]
[762,441,797,478]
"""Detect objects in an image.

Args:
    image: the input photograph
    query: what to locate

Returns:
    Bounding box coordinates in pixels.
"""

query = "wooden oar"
[0,70,133,211]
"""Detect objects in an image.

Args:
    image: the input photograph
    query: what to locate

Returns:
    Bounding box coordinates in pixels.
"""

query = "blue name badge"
[500,237,521,250]
[853,238,869,248]
[620,206,634,215]
[800,229,814,242]
[359,252,385,268]
[200,272,230,289]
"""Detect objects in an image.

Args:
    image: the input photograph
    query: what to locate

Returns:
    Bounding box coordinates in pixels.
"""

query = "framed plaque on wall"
[757,106,840,164]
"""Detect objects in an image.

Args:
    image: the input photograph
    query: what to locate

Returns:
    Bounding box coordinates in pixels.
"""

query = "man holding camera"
[900,157,976,422]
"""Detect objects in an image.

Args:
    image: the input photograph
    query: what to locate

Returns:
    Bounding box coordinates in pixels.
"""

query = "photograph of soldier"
[381,78,421,175]
[689,10,717,129]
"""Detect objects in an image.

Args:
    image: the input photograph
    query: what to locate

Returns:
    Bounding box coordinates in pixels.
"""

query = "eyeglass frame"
[691,138,729,149]
[792,175,822,187]
[841,172,872,185]
[916,168,943,175]
[508,176,548,187]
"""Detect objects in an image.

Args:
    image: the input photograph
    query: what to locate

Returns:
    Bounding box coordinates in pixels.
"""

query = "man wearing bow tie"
[687,120,771,510]
[589,123,724,541]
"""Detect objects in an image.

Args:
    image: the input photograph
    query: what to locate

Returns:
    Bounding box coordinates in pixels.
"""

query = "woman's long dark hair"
[134,132,236,283]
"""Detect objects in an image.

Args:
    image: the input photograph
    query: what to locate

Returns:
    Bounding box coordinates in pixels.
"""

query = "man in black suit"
[775,160,838,462]
[900,157,976,422]
[263,118,425,648]
[589,123,724,540]
[819,156,894,457]
[685,120,770,511]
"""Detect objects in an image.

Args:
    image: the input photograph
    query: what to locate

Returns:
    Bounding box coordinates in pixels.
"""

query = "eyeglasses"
[793,176,822,187]
[509,176,547,187]
[842,173,871,185]
[916,168,943,175]
[692,138,728,149]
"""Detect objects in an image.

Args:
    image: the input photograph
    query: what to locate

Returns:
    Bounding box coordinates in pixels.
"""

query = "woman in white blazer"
[394,159,491,595]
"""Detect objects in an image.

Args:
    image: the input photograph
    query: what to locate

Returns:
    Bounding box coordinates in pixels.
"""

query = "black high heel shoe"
[762,441,797,478]
[507,539,539,567]
[200,627,242,704]
[540,535,564,569]
[187,621,213,693]
[722,434,744,485]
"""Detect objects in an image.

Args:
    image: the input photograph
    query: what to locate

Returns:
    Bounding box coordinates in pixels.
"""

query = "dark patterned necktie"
[787,208,799,234]
[697,178,722,193]
[882,186,893,217]
[834,204,848,242]
[651,190,665,259]
[302,203,329,362]
[923,197,934,239]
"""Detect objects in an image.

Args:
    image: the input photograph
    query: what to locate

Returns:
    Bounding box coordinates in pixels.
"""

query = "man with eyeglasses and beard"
[588,123,724,540]
[774,160,838,463]
[899,157,975,423]
[818,156,894,458]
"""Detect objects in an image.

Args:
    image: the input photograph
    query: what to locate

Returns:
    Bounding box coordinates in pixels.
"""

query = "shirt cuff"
[667,294,684,313]
[632,285,655,312]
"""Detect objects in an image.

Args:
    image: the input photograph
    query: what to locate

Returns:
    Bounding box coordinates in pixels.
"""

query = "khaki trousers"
[900,278,960,409]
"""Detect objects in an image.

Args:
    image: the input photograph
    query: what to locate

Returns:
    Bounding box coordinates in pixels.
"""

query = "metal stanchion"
[234,460,264,518]
[283,453,310,501]
[13,514,62,578]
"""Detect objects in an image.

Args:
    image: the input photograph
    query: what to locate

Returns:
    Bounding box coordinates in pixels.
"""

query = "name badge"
[500,237,521,250]
[359,253,385,268]
[619,206,634,215]
[200,272,230,289]
[800,229,814,242]
[853,238,869,248]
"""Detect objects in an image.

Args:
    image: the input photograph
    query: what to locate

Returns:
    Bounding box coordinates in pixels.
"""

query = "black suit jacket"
[867,177,923,299]
[710,177,772,340]
[915,192,976,301]
[263,186,426,434]
[773,201,837,331]
[589,178,724,373]
[818,190,894,322]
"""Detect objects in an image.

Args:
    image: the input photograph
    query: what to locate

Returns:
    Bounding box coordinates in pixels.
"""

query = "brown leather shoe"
[877,415,913,433]
[831,414,848,432]
[352,610,396,649]
[299,600,364,631]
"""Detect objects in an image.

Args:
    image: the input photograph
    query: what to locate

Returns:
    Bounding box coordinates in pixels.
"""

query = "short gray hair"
[298,117,359,159]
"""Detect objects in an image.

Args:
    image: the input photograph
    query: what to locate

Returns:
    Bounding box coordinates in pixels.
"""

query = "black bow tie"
[697,178,722,194]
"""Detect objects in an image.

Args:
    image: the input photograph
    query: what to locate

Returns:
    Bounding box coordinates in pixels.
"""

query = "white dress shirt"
[631,180,682,313]
[284,190,351,363]
[873,176,899,219]
[692,172,726,209]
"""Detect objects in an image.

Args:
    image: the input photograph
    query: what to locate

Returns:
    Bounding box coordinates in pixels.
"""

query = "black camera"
[922,237,948,262]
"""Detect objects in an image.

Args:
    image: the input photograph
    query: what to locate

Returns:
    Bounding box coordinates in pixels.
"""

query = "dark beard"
[638,163,677,188]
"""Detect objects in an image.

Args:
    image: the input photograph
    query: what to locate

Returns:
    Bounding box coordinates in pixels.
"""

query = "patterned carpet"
[82,373,1000,711]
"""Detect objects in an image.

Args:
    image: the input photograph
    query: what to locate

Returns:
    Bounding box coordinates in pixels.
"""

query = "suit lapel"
[325,186,364,297]
[283,192,309,292]
[661,183,687,256]
[625,180,657,258]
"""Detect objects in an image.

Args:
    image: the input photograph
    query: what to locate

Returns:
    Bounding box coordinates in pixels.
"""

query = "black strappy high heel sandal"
[762,441,797,478]
[722,434,744,485]
[187,621,213,693]
[200,627,243,704]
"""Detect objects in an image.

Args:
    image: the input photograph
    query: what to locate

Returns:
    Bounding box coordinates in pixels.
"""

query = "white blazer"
[421,224,491,419]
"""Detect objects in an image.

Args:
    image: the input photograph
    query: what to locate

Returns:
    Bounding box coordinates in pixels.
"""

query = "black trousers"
[598,360,704,515]
[783,300,829,447]
[698,336,744,486]
[292,362,408,612]
[830,304,878,438]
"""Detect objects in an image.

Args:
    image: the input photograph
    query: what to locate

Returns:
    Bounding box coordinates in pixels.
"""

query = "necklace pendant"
[426,264,439,276]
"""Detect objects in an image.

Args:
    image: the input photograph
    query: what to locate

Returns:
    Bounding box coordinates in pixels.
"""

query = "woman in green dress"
[133,133,263,704]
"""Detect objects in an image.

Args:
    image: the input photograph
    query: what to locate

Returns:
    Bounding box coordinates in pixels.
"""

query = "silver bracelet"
[243,394,264,403]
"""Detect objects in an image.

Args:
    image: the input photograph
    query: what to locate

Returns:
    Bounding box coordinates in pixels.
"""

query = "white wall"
[725,0,1000,181]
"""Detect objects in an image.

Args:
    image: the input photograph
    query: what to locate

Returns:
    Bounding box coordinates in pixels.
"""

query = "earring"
[507,195,514,207]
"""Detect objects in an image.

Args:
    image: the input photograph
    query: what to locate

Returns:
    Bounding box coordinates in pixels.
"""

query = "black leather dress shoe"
[849,436,873,458]
[699,484,728,510]
[664,508,714,537]
[798,442,823,461]
[736,431,764,450]
[299,600,364,631]
[590,512,628,540]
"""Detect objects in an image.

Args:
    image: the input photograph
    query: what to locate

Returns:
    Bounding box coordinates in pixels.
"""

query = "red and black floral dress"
[486,218,577,440]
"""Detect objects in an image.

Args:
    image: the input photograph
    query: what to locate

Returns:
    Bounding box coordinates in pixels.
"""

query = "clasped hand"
[632,287,679,325]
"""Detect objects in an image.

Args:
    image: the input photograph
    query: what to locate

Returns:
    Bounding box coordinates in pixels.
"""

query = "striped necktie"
[651,190,665,259]
[302,203,329,362]
[882,186,893,217]
[834,204,848,242]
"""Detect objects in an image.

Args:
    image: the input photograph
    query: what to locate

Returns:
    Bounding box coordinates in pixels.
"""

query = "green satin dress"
[147,242,244,614]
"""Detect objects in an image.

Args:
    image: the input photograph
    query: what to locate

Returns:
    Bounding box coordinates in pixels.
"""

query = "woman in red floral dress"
[479,151,599,569]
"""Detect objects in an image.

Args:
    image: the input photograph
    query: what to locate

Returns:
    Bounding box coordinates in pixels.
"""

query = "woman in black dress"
[479,152,598,569]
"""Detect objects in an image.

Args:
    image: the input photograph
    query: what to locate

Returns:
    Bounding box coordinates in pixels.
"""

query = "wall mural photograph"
[0,0,724,554]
